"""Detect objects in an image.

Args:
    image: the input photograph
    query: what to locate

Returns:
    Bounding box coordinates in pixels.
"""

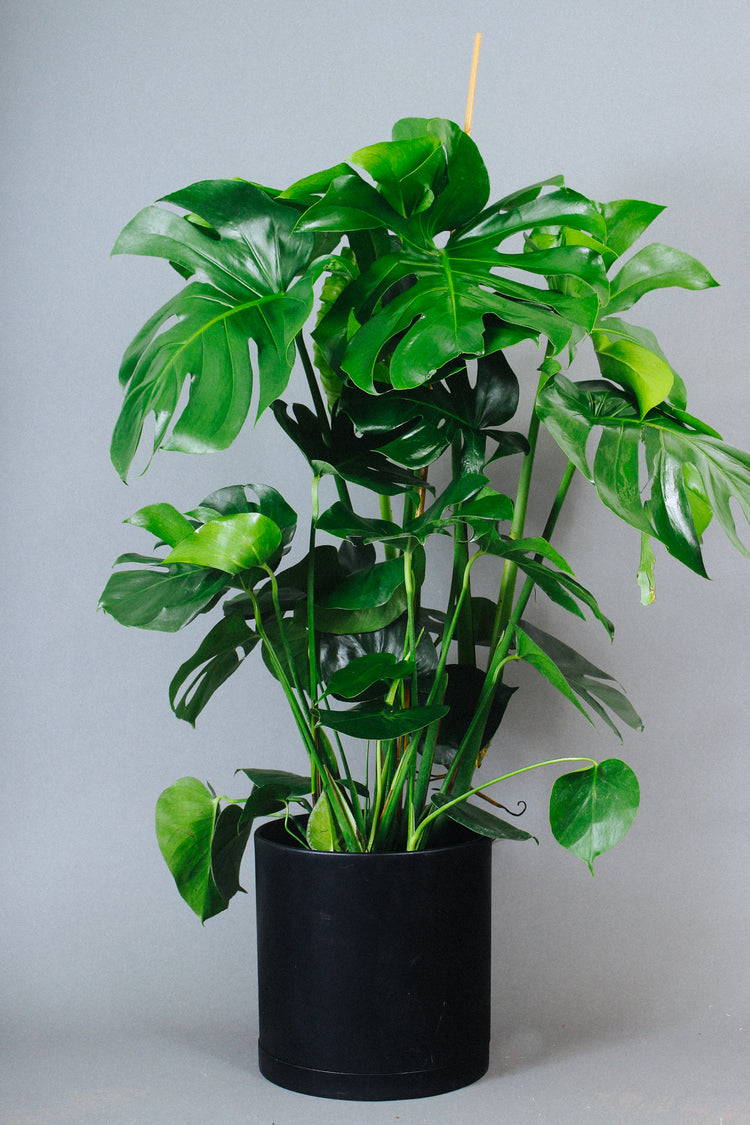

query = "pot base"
[258,1043,489,1101]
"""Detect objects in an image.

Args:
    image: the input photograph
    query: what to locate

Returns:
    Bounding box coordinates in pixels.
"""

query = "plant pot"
[254,817,493,1101]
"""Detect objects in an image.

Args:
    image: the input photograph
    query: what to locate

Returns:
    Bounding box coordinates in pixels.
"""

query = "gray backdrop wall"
[2,2,748,1123]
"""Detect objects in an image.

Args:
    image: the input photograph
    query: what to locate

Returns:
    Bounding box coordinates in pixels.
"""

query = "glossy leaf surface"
[111,181,320,479]
[550,759,640,874]
[169,613,259,724]
[99,561,228,632]
[318,702,449,740]
[537,375,750,574]
[164,513,282,574]
[155,777,226,921]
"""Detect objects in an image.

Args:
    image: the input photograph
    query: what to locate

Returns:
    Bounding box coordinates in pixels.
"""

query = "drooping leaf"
[537,375,750,575]
[169,612,259,724]
[210,803,252,903]
[549,758,640,874]
[519,621,643,740]
[430,792,537,843]
[111,181,321,479]
[432,665,517,766]
[155,777,226,922]
[261,617,310,694]
[98,561,228,632]
[514,627,596,724]
[272,399,424,495]
[237,769,312,830]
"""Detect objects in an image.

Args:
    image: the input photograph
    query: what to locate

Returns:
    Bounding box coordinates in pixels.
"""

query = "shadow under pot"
[254,817,493,1101]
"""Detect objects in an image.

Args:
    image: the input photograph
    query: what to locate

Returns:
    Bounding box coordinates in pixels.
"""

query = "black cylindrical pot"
[254,818,493,1101]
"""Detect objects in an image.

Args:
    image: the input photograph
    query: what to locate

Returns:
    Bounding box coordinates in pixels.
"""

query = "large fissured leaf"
[537,375,750,575]
[111,181,318,480]
[549,758,640,874]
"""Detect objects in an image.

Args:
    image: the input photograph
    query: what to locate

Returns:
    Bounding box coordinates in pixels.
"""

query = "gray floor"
[3,1005,747,1124]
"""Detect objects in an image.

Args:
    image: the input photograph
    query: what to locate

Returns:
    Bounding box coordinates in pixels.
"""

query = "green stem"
[409,756,598,850]
[443,460,578,797]
[491,402,542,651]
[450,438,475,667]
[296,332,352,507]
[380,494,396,560]
[297,333,331,440]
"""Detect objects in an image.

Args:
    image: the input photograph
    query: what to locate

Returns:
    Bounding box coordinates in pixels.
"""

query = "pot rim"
[253,815,493,858]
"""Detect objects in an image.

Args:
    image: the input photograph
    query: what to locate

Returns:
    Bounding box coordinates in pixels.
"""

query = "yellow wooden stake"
[464,33,482,136]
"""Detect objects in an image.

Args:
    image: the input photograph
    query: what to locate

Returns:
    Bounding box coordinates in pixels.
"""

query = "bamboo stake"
[463,33,482,136]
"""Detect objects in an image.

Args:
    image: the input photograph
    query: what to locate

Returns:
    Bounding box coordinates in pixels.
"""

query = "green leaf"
[98,562,228,632]
[592,335,674,417]
[599,198,666,257]
[637,534,656,605]
[324,652,414,699]
[514,627,596,724]
[519,621,643,740]
[592,315,686,409]
[306,792,339,851]
[339,246,600,394]
[391,117,491,232]
[549,759,640,874]
[296,172,408,235]
[192,483,297,549]
[239,767,312,791]
[210,803,252,903]
[456,186,607,247]
[237,770,312,830]
[155,777,226,922]
[316,501,403,545]
[318,702,449,740]
[429,792,537,843]
[350,135,444,217]
[169,613,259,724]
[261,617,310,694]
[111,181,319,480]
[164,512,282,574]
[126,503,196,547]
[605,243,718,315]
[313,556,413,634]
[537,375,750,574]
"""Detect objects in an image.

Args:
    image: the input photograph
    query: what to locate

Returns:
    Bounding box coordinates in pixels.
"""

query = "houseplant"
[100,114,750,1096]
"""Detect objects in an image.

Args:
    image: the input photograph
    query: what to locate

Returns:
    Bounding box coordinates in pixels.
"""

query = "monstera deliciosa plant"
[100,116,750,922]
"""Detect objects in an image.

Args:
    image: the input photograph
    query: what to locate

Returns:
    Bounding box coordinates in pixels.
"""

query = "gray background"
[2,1,749,1122]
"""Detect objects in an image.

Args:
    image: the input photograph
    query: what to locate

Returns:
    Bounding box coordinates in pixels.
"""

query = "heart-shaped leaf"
[549,759,640,874]
[155,777,226,922]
